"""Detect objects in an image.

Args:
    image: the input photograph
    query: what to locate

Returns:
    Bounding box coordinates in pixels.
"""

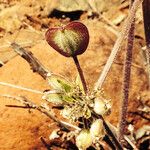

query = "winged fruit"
[45,21,89,57]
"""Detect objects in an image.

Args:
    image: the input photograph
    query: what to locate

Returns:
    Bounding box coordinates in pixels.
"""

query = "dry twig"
[11,42,49,79]
[1,94,80,131]
[94,0,143,90]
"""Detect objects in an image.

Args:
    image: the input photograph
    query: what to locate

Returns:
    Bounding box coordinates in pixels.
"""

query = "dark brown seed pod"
[45,21,89,57]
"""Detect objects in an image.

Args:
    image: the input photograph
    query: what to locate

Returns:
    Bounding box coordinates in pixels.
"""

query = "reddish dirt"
[0,9,149,150]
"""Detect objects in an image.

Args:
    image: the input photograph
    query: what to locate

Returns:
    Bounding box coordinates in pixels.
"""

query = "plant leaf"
[62,95,74,103]
[47,74,72,92]
[42,91,63,104]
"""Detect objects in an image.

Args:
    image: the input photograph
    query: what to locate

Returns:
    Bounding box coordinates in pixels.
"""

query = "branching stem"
[1,94,81,131]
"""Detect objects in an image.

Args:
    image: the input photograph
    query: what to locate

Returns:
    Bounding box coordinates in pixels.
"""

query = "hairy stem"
[118,0,135,145]
[94,0,143,90]
[73,56,88,93]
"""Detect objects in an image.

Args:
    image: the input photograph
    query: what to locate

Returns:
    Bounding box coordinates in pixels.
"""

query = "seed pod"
[76,129,92,150]
[93,98,111,115]
[45,21,89,57]
[90,119,105,139]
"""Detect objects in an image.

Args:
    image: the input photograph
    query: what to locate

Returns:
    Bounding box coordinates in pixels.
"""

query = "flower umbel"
[43,74,111,122]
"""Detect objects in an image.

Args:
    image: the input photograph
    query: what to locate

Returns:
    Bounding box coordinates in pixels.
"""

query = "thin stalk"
[0,81,43,94]
[118,0,135,145]
[142,0,150,88]
[6,105,33,109]
[40,137,51,150]
[93,112,123,149]
[94,0,143,90]
[73,56,88,93]
[106,121,138,149]
[98,115,123,150]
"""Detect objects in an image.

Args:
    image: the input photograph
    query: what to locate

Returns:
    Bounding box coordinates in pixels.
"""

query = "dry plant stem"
[40,137,51,150]
[73,56,88,93]
[11,42,49,79]
[1,94,80,131]
[100,116,123,150]
[101,15,118,31]
[124,136,138,150]
[142,0,150,88]
[118,0,135,145]
[6,105,33,109]
[0,81,43,94]
[103,136,116,150]
[106,121,138,150]
[94,0,143,90]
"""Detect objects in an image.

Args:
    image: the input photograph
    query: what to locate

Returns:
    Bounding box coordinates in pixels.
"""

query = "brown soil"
[0,1,149,150]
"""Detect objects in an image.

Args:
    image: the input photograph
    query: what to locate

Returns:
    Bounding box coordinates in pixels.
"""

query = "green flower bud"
[45,21,89,57]
[76,129,92,150]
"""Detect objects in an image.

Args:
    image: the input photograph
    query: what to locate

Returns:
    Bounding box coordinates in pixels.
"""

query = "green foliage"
[47,74,72,92]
